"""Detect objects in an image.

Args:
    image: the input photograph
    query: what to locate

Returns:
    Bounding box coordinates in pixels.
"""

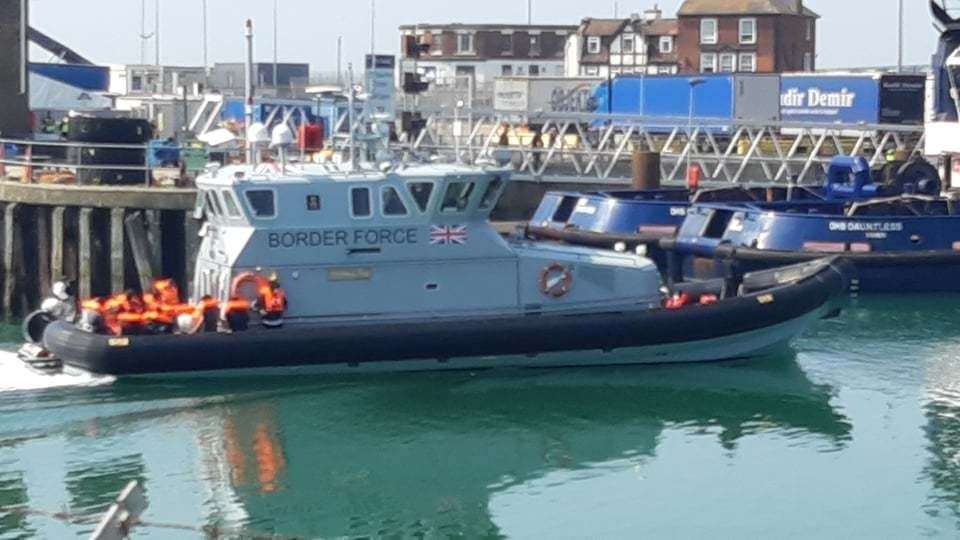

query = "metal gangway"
[394,109,928,185]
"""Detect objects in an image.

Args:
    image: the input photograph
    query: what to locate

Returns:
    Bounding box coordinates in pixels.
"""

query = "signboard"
[780,74,925,125]
[365,54,396,119]
[494,77,598,113]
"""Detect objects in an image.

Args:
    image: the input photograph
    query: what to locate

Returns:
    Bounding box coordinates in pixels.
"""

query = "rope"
[0,504,306,539]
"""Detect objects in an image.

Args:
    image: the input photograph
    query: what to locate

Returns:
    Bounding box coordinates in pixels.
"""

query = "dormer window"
[457,33,475,54]
[622,35,635,54]
[587,36,601,54]
[659,36,673,54]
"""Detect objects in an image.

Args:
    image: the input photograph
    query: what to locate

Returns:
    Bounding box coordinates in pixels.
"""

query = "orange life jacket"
[259,286,287,314]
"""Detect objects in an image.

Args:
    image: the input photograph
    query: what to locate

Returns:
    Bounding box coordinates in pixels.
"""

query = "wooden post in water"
[183,214,201,296]
[125,211,158,292]
[3,203,19,318]
[36,206,51,298]
[78,207,93,299]
[50,206,65,284]
[110,208,125,292]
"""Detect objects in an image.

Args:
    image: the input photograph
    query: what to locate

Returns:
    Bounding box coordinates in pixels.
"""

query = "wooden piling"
[78,207,93,299]
[183,214,201,296]
[36,207,51,298]
[50,206,64,284]
[111,208,125,292]
[3,203,18,318]
[125,211,157,292]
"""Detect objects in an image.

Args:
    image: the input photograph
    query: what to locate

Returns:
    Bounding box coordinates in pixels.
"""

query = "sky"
[26,0,936,73]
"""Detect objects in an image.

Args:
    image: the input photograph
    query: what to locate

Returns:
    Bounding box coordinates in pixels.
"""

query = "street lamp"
[686,77,706,186]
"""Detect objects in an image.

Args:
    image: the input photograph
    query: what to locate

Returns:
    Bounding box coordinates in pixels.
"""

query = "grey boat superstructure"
[193,161,663,321]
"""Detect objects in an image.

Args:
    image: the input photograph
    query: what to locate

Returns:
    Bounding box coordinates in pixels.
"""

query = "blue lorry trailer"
[590,74,780,132]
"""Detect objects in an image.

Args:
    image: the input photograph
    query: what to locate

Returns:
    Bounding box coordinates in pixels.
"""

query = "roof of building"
[579,17,678,37]
[399,23,578,32]
[677,0,819,17]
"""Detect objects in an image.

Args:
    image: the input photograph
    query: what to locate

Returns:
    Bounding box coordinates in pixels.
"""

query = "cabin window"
[221,190,242,218]
[407,182,435,212]
[381,186,409,216]
[440,181,476,213]
[245,190,276,218]
[478,177,504,210]
[306,194,322,211]
[205,190,223,217]
[351,187,372,218]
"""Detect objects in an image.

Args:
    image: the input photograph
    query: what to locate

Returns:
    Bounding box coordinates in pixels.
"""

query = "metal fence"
[399,110,928,185]
[0,138,179,187]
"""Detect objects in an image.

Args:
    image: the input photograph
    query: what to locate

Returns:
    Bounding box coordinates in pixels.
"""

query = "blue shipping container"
[780,73,926,125]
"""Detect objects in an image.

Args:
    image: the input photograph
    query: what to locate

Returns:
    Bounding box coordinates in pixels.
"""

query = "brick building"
[676,0,818,74]
[568,7,680,78]
[399,23,577,86]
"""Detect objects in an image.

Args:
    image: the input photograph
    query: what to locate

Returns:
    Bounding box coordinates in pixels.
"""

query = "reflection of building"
[567,8,680,78]
[399,23,578,86]
[676,0,818,73]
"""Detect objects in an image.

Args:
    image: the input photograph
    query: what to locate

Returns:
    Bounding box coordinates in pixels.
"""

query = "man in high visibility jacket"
[256,275,288,328]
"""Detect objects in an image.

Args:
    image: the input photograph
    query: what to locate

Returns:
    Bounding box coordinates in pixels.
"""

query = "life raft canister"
[539,263,574,298]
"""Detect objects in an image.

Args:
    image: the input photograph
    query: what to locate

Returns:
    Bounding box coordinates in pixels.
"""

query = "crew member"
[256,275,287,328]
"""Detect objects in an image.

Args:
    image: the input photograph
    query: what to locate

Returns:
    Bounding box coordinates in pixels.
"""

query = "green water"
[1,296,960,538]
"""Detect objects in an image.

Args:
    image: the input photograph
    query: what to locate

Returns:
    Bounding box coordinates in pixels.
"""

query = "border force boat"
[32,156,849,378]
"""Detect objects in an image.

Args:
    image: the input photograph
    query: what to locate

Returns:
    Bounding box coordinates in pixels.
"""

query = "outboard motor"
[17,280,78,374]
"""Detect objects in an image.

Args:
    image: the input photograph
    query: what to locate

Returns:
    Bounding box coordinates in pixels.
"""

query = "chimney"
[643,3,662,22]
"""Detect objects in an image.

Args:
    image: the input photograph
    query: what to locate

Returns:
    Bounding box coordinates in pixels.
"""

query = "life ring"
[539,263,573,298]
[230,272,270,300]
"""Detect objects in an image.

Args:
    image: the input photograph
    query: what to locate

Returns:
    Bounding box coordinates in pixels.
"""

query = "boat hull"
[43,260,850,378]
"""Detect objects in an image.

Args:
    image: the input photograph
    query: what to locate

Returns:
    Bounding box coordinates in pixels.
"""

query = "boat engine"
[17,280,78,374]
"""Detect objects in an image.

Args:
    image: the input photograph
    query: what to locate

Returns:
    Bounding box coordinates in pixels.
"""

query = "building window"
[623,35,635,54]
[700,19,718,45]
[530,36,541,56]
[738,52,756,73]
[719,53,736,73]
[803,52,813,71]
[529,65,540,77]
[739,18,756,44]
[806,20,814,41]
[658,65,674,75]
[584,65,599,76]
[587,36,601,54]
[659,36,673,54]
[502,65,513,76]
[131,75,143,92]
[457,33,475,54]
[700,52,717,73]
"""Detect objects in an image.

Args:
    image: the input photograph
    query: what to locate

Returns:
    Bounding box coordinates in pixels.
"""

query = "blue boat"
[528,156,940,248]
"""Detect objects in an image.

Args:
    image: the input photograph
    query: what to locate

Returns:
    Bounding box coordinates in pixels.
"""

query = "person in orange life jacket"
[256,274,287,328]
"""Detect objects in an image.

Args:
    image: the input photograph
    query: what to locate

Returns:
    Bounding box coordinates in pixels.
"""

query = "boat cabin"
[193,163,662,321]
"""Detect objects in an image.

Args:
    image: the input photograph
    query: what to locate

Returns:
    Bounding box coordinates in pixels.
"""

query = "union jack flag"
[430,225,468,245]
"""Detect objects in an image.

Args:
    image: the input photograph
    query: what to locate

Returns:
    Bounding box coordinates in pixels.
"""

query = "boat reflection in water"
[0,354,850,538]
[198,356,851,537]
[923,339,960,520]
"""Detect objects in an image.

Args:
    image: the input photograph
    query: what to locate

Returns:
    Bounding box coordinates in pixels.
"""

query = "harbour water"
[1,296,960,538]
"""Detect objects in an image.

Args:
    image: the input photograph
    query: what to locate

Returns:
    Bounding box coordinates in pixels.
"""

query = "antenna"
[527,0,532,24]
[138,0,155,65]
[154,0,160,65]
[201,0,208,87]
[273,0,279,89]
[244,19,255,163]
[370,0,375,55]
[897,0,904,72]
